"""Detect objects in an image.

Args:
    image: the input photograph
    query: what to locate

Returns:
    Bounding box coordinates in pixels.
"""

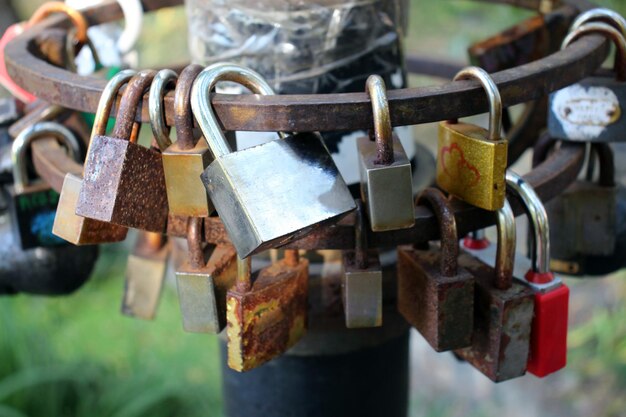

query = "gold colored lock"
[437,66,507,211]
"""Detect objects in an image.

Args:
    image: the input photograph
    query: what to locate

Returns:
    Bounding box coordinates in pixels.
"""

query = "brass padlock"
[76,70,170,233]
[160,64,214,217]
[397,187,475,352]
[191,63,355,257]
[121,231,170,320]
[357,75,414,232]
[437,66,507,211]
[226,250,309,372]
[8,122,80,249]
[52,70,135,245]
[176,217,237,333]
[341,200,382,328]
[455,199,534,382]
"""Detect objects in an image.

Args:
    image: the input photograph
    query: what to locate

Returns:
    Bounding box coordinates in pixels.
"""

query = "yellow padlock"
[437,66,507,211]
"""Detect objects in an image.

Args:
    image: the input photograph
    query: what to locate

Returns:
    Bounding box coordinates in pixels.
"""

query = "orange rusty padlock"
[76,70,170,233]
[226,251,309,372]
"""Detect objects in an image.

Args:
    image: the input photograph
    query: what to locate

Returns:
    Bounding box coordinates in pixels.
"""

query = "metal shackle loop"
[236,256,252,293]
[452,66,503,142]
[571,8,626,38]
[174,64,204,150]
[91,69,137,138]
[64,28,102,74]
[416,188,458,277]
[505,171,550,275]
[186,217,205,270]
[28,2,88,46]
[354,200,369,270]
[366,75,394,166]
[112,70,157,142]
[149,69,178,151]
[12,121,80,193]
[191,62,284,159]
[591,143,616,187]
[495,199,516,290]
[562,22,626,82]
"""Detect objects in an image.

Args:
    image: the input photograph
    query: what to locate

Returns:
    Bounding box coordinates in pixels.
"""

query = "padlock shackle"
[236,256,252,293]
[174,64,203,150]
[592,143,616,187]
[149,69,177,151]
[186,217,205,270]
[562,22,626,82]
[495,199,516,290]
[192,63,283,159]
[91,69,136,139]
[354,200,370,269]
[571,8,626,40]
[506,171,550,275]
[112,70,157,142]
[283,250,300,267]
[451,66,503,142]
[416,188,458,277]
[27,2,88,46]
[12,121,80,194]
[365,75,394,166]
[63,27,102,75]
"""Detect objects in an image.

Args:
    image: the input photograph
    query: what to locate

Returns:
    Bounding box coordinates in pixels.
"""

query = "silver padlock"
[548,22,626,142]
[341,200,383,329]
[191,63,356,257]
[357,75,414,232]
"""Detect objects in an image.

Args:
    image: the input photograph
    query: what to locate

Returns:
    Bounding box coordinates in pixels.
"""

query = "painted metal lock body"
[437,67,507,211]
[176,217,238,333]
[191,63,355,258]
[455,200,534,382]
[506,171,569,377]
[357,75,414,232]
[76,70,170,233]
[341,201,382,329]
[548,22,626,142]
[122,231,170,320]
[52,70,136,245]
[226,251,308,372]
[9,122,80,249]
[397,188,474,352]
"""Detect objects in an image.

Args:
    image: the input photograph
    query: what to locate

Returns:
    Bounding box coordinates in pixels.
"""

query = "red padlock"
[0,23,36,103]
[507,171,569,378]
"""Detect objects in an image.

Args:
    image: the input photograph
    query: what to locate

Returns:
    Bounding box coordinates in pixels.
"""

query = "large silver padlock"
[548,22,626,142]
[357,75,414,232]
[191,63,355,257]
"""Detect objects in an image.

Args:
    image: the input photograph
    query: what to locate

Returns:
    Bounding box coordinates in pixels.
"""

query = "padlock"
[357,75,414,232]
[176,217,238,333]
[121,231,170,320]
[76,70,170,233]
[455,199,534,382]
[160,64,214,217]
[52,70,134,245]
[226,250,309,372]
[341,200,382,329]
[548,22,626,142]
[534,137,626,275]
[8,122,80,249]
[437,66,507,211]
[506,171,569,378]
[570,8,626,44]
[397,188,474,351]
[191,62,355,258]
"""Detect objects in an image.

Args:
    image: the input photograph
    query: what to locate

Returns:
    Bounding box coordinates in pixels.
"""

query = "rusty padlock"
[176,217,238,333]
[226,250,309,372]
[160,64,214,217]
[357,75,414,232]
[76,70,169,233]
[121,231,170,320]
[192,62,355,258]
[397,188,474,352]
[52,70,135,245]
[455,199,534,382]
[8,121,80,249]
[341,200,383,329]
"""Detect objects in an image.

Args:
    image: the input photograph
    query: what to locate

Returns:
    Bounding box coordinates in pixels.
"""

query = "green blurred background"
[2,1,626,416]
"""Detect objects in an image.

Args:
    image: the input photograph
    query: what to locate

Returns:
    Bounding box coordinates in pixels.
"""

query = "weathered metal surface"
[227,253,309,372]
[397,188,474,352]
[2,1,605,132]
